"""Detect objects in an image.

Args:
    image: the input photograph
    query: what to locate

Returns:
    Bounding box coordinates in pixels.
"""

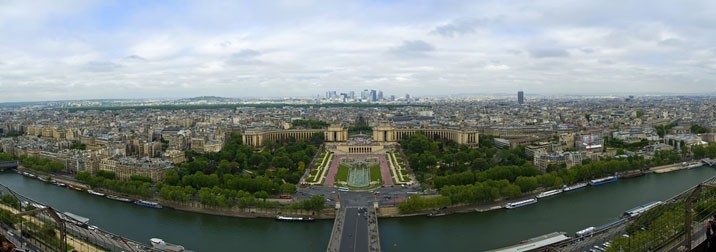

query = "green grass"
[347,183,382,190]
[370,164,381,182]
[335,164,349,182]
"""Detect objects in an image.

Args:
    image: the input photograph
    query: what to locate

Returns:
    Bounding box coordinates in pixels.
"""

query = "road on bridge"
[339,207,369,252]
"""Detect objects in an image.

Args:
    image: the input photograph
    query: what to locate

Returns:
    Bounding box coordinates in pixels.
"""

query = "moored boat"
[134,200,163,209]
[427,212,447,217]
[575,226,595,237]
[562,182,588,192]
[487,232,570,252]
[62,212,90,224]
[536,189,562,199]
[69,185,84,191]
[687,163,703,169]
[106,195,133,202]
[87,190,106,197]
[589,176,618,186]
[504,198,538,209]
[623,201,662,218]
[618,170,645,179]
[275,215,315,222]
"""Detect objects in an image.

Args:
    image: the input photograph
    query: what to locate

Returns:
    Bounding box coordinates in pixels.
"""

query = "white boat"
[87,190,106,197]
[106,195,133,202]
[487,232,570,252]
[536,189,562,199]
[63,212,90,224]
[563,182,588,192]
[504,198,538,209]
[687,163,703,169]
[150,238,185,252]
[624,201,662,218]
[576,226,595,237]
[275,215,315,222]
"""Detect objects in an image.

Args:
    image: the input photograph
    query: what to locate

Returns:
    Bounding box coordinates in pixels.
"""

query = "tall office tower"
[349,91,355,99]
[370,90,377,102]
[377,90,383,100]
[518,91,524,105]
[361,89,370,100]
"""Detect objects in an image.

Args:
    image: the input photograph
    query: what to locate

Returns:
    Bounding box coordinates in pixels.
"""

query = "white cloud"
[0,1,715,101]
[388,40,435,58]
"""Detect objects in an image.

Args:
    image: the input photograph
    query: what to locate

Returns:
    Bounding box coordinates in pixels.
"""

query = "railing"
[554,174,716,252]
[0,183,155,252]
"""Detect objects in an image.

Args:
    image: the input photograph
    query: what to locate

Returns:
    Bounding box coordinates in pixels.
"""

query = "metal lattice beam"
[684,182,716,250]
[11,206,67,252]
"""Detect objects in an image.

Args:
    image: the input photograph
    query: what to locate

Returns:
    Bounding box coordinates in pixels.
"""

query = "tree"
[515,176,539,193]
[164,170,180,185]
[254,191,269,202]
[69,140,87,150]
[691,124,708,134]
[636,110,644,118]
[0,153,14,161]
[307,195,326,211]
[693,145,707,159]
[279,183,296,194]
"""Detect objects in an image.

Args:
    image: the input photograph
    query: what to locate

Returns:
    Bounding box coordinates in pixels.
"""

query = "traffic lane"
[339,208,370,252]
[339,208,358,252]
[354,208,369,252]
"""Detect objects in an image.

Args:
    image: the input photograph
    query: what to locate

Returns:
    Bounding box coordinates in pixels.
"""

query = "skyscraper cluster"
[325,89,395,102]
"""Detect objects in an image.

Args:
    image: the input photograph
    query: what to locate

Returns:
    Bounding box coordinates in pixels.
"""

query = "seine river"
[1,167,715,251]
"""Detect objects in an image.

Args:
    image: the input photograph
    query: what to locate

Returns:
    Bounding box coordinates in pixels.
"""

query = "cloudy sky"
[1,0,716,102]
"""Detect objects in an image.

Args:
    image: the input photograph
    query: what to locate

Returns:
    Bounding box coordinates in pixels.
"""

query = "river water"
[1,167,715,251]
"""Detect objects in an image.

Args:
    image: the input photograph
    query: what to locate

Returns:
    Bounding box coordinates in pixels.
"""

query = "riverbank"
[159,199,338,220]
[5,162,716,252]
[15,167,339,220]
[384,161,715,218]
[649,161,705,174]
[15,159,713,221]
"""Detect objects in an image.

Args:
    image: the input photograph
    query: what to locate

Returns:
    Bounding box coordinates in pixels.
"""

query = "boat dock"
[326,207,380,252]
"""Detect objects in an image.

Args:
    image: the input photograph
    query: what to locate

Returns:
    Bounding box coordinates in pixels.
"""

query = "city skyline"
[2,1,716,102]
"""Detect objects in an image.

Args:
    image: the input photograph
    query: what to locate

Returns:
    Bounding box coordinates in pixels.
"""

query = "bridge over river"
[0,160,18,171]
[326,190,382,252]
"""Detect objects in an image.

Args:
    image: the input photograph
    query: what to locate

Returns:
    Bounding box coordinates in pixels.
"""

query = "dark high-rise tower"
[517,91,524,105]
